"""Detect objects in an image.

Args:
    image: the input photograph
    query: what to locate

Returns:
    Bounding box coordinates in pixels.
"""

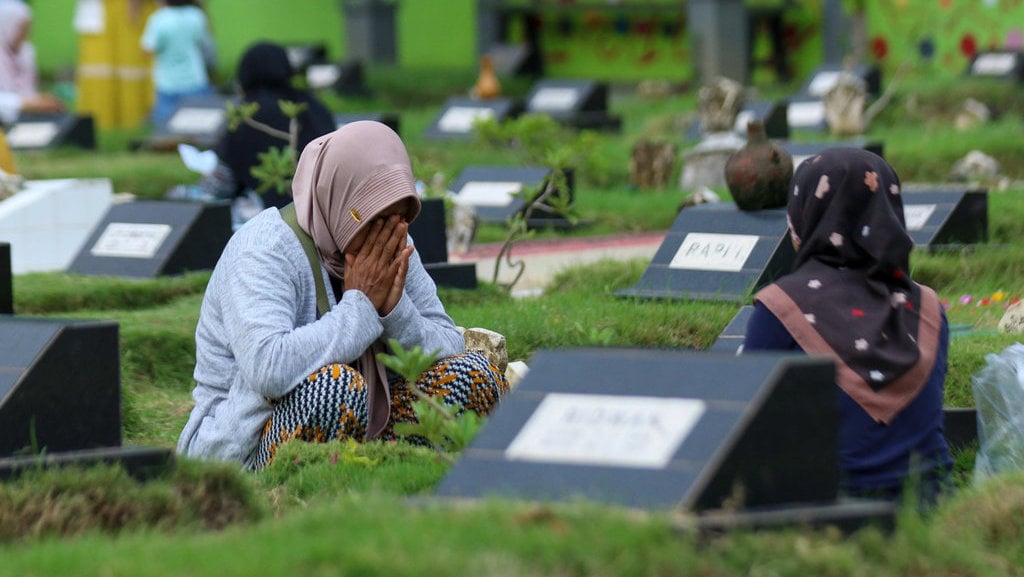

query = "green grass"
[4,67,1024,574]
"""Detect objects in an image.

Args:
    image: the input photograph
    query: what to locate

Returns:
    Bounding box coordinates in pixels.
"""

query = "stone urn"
[724,120,793,211]
[473,55,501,100]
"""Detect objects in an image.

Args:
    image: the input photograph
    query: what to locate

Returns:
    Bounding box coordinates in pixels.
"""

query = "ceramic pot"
[474,56,501,100]
[724,120,793,211]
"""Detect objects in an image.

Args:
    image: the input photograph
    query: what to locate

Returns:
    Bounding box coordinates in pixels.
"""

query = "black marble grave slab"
[68,200,232,278]
[902,188,987,249]
[783,140,884,170]
[0,445,174,481]
[146,94,232,150]
[334,112,400,135]
[5,113,96,150]
[310,60,372,96]
[966,50,1024,81]
[424,97,518,140]
[708,305,754,354]
[487,42,542,77]
[436,348,839,511]
[449,165,573,228]
[616,203,794,302]
[0,317,120,457]
[524,79,622,131]
[0,242,10,314]
[408,197,477,289]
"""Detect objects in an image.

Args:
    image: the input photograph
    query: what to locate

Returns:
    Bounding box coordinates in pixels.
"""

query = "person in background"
[742,147,952,507]
[140,0,215,125]
[0,0,65,125]
[176,121,510,470]
[166,41,335,229]
[75,0,157,130]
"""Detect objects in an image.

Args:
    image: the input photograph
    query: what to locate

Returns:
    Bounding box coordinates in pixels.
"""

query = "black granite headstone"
[524,79,621,131]
[436,348,839,511]
[0,317,120,457]
[68,200,232,278]
[407,197,477,289]
[785,95,829,132]
[616,203,794,302]
[284,42,328,75]
[783,140,884,170]
[686,99,789,141]
[424,97,518,140]
[486,42,540,77]
[308,60,372,96]
[146,94,232,150]
[0,445,174,481]
[709,305,754,354]
[786,63,881,133]
[966,50,1024,81]
[449,165,572,227]
[5,113,96,150]
[0,242,10,315]
[334,112,400,135]
[902,188,988,249]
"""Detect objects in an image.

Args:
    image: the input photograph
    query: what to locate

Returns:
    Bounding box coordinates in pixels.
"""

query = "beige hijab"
[291,120,421,439]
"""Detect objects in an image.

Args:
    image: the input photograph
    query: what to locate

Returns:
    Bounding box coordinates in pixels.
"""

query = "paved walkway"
[449,231,666,296]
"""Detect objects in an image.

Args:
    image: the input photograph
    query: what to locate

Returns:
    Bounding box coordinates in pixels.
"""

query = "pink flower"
[959,294,973,305]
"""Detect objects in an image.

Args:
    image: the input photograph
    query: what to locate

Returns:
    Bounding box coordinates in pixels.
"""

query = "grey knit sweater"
[176,207,465,463]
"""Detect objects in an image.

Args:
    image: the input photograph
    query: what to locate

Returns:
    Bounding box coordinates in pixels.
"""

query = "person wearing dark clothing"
[742,147,953,507]
[167,40,335,229]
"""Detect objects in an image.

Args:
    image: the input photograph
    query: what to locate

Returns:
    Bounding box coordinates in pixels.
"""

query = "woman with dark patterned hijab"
[743,147,952,504]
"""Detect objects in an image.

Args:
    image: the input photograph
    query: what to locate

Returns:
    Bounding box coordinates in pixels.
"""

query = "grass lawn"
[2,66,1024,575]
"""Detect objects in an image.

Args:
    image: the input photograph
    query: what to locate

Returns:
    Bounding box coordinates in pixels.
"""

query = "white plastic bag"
[972,342,1024,483]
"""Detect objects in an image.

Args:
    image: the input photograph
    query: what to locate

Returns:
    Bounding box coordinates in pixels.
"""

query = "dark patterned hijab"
[754,147,942,424]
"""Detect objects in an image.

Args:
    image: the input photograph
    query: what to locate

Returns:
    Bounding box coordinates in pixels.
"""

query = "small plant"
[473,114,594,290]
[225,99,307,196]
[376,338,482,461]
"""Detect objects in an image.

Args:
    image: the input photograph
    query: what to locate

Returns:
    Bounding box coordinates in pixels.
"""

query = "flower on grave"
[959,294,973,305]
[992,290,1006,302]
[979,297,991,307]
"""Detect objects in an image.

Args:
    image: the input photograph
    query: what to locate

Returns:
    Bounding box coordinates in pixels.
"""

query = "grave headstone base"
[0,445,174,481]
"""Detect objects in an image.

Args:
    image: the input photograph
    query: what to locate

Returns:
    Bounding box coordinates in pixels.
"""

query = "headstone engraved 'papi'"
[436,348,839,511]
[424,97,517,140]
[902,187,988,249]
[616,203,793,302]
[69,200,232,278]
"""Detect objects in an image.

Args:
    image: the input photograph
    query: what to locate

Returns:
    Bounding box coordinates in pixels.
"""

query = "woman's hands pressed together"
[343,213,415,316]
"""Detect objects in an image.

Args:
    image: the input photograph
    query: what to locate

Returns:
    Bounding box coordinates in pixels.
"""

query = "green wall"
[28,0,476,78]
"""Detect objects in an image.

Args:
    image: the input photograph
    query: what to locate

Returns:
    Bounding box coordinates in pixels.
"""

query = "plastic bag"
[972,342,1024,483]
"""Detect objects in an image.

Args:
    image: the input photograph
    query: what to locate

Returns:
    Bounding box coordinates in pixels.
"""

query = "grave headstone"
[146,94,232,150]
[0,242,10,314]
[448,165,573,228]
[783,140,884,170]
[966,50,1024,81]
[424,97,517,140]
[902,187,988,249]
[524,79,622,131]
[616,203,794,302]
[709,304,754,353]
[407,197,477,289]
[284,43,328,75]
[786,63,881,133]
[0,445,174,481]
[436,347,839,511]
[486,42,541,77]
[68,200,232,278]
[308,60,371,96]
[0,317,121,457]
[686,99,789,142]
[0,178,113,273]
[334,112,400,136]
[5,113,96,150]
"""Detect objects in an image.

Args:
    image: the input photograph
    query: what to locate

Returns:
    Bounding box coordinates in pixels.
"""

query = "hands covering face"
[343,213,414,316]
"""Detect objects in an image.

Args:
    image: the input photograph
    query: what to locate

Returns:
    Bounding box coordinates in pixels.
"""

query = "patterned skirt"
[246,351,509,470]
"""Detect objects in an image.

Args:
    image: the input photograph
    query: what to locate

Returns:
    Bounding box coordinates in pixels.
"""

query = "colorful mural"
[866,0,1024,75]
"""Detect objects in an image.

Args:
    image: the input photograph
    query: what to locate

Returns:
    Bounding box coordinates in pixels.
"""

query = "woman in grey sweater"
[177,121,509,469]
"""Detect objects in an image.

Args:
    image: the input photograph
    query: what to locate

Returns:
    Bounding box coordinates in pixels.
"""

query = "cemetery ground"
[4,67,1024,575]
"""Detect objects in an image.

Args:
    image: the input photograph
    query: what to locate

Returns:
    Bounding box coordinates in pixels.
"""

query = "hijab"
[0,1,37,97]
[216,41,336,206]
[291,120,421,439]
[754,147,943,425]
